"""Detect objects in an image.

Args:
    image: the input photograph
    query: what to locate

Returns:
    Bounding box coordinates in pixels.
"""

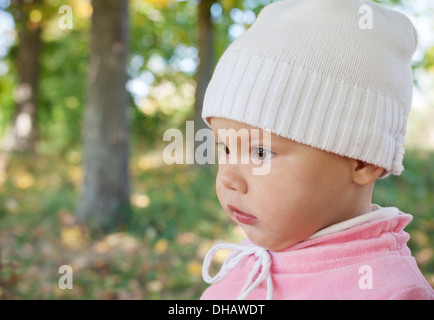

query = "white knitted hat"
[202,0,418,176]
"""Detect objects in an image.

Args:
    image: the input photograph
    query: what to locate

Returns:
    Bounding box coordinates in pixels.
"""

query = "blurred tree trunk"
[194,0,215,130]
[2,0,41,157]
[193,0,216,166]
[76,0,131,232]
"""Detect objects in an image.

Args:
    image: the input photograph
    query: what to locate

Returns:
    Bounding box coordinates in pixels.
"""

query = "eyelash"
[215,142,276,161]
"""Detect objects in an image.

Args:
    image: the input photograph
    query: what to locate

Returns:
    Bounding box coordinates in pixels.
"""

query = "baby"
[199,0,434,299]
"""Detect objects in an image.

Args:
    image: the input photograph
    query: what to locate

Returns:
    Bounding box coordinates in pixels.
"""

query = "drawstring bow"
[202,243,273,300]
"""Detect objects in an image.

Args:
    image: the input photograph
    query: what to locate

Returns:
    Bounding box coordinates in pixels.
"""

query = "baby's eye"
[216,142,230,156]
[251,147,275,161]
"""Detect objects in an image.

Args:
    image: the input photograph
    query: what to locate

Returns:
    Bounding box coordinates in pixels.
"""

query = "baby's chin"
[256,241,299,252]
[243,228,304,252]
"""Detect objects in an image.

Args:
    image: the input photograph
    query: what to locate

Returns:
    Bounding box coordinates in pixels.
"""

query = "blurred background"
[0,0,433,299]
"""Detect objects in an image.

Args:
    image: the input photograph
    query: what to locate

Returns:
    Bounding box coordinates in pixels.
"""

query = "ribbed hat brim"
[202,50,408,175]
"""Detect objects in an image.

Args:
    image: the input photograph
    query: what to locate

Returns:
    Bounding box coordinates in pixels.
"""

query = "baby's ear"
[350,160,385,186]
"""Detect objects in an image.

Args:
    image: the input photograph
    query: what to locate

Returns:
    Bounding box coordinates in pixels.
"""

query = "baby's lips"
[227,204,257,224]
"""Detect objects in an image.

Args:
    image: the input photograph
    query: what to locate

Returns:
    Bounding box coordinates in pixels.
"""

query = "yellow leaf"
[146,280,163,292]
[131,194,151,208]
[214,249,231,264]
[68,166,83,185]
[222,0,235,11]
[144,0,170,8]
[154,238,169,254]
[29,10,42,23]
[71,0,93,19]
[137,153,162,171]
[0,171,6,186]
[187,261,202,276]
[15,173,35,190]
[61,226,85,249]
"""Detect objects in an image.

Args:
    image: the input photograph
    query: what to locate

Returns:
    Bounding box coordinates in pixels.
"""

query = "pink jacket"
[201,208,434,300]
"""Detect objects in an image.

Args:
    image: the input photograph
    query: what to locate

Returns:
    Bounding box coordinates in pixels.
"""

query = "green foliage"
[373,149,434,278]
[38,29,89,153]
[0,61,15,136]
[421,46,434,70]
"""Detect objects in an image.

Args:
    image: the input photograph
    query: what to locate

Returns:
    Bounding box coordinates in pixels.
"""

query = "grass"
[0,147,433,299]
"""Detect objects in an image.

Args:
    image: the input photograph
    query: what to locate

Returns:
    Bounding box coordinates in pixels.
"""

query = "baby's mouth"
[227,204,257,225]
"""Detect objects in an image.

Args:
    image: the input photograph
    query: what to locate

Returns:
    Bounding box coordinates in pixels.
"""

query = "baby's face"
[210,117,358,251]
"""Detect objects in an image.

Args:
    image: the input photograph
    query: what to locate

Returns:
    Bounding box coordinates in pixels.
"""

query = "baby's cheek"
[215,174,225,205]
[262,208,306,237]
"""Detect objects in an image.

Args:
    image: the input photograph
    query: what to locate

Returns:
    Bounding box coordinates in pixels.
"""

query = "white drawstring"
[202,243,273,300]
